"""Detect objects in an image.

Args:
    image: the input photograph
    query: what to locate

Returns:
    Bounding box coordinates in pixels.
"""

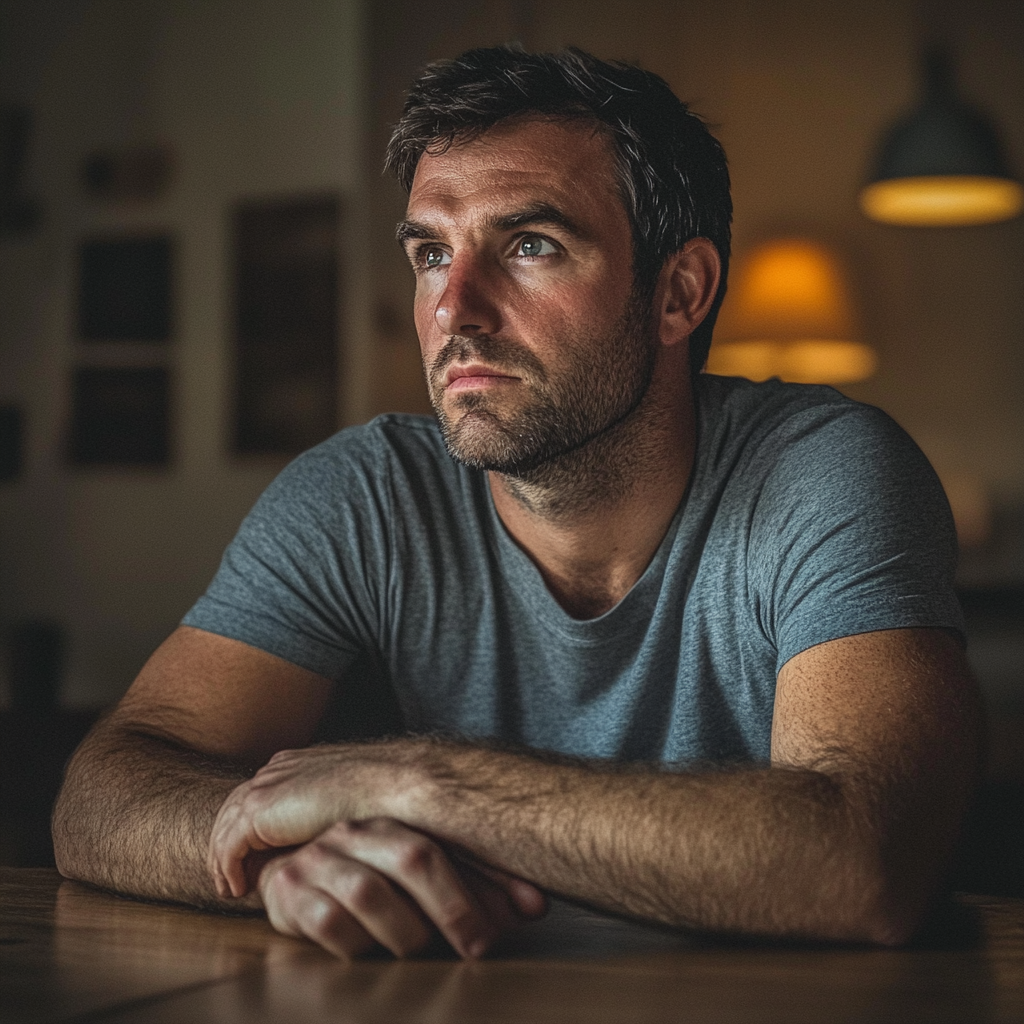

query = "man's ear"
[656,238,721,349]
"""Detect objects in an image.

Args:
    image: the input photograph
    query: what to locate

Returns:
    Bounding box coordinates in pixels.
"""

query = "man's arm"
[53,626,543,956]
[211,627,980,945]
[52,626,333,908]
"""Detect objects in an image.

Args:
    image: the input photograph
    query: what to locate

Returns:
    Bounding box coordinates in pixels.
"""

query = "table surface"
[4,868,1024,1024]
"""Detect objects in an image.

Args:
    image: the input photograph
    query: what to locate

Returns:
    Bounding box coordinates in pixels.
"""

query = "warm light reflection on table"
[5,867,1024,1023]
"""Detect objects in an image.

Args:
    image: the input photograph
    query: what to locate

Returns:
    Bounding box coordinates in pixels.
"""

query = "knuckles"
[392,835,440,879]
[260,838,434,959]
[274,858,308,889]
[340,869,391,916]
[323,820,362,841]
[297,839,335,871]
[321,818,445,884]
[307,893,352,935]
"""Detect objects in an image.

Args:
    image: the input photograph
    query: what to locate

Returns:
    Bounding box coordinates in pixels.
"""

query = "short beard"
[425,287,658,489]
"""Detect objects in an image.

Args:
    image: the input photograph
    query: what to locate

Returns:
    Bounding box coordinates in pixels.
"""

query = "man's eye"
[516,236,556,258]
[422,247,450,268]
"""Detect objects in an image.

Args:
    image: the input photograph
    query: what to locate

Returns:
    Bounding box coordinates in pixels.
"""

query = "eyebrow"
[492,203,583,236]
[395,219,435,247]
[396,202,584,249]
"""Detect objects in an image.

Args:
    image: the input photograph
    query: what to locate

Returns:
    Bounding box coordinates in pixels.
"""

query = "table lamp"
[705,238,876,385]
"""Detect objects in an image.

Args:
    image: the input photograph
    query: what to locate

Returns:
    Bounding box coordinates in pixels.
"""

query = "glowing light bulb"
[860,175,1024,227]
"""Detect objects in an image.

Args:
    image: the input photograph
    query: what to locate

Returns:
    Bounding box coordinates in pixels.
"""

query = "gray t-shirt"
[183,374,963,764]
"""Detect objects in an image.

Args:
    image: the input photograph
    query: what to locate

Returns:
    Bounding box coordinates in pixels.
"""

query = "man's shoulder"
[306,413,446,464]
[693,373,937,520]
[277,413,454,489]
[698,373,870,426]
[696,374,907,464]
[247,413,473,537]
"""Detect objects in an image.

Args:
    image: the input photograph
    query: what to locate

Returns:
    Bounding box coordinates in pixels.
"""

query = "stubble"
[425,289,659,518]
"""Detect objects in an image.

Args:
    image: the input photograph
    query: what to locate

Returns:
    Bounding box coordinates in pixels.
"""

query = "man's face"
[400,118,657,475]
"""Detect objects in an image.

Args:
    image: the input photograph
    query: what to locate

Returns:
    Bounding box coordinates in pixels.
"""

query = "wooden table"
[4,868,1024,1023]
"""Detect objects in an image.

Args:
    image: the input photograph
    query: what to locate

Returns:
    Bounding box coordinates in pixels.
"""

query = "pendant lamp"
[706,239,876,385]
[860,47,1023,226]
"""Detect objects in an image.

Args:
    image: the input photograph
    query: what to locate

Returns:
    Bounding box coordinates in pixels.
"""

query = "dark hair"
[386,45,732,374]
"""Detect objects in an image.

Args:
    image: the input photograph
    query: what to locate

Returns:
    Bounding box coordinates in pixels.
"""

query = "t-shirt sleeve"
[182,437,391,681]
[747,404,964,671]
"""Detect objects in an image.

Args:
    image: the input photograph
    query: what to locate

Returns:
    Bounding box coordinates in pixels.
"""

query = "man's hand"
[209,743,547,958]
[256,818,546,959]
[209,742,424,899]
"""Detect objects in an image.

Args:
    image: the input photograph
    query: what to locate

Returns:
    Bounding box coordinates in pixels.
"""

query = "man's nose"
[434,256,502,337]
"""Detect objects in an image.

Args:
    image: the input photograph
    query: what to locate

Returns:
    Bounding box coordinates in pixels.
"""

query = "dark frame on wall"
[0,405,24,480]
[77,236,173,342]
[231,195,340,456]
[68,366,170,466]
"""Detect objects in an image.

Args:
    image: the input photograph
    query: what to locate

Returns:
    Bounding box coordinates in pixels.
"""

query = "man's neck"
[488,367,697,620]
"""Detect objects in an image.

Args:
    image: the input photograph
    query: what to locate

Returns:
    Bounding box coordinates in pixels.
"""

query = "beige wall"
[0,0,370,705]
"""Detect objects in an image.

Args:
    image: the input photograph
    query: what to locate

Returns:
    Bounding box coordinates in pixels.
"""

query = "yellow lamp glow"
[860,175,1024,227]
[706,239,876,385]
[861,48,1022,228]
[709,340,877,385]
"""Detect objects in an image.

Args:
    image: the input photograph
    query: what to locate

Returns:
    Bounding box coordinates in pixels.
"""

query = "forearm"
[399,743,930,944]
[53,720,256,910]
[205,632,978,947]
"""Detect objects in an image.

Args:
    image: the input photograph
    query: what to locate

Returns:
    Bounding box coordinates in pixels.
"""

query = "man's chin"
[433,394,585,476]
[439,411,513,469]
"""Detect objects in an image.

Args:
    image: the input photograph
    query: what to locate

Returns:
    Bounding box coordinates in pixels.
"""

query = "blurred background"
[1,0,1021,879]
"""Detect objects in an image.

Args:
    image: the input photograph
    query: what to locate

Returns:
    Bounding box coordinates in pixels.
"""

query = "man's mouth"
[444,364,520,391]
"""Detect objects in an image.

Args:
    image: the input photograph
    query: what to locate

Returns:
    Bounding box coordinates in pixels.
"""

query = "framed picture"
[232,196,340,455]
[68,366,170,466]
[77,236,172,341]
[0,405,23,480]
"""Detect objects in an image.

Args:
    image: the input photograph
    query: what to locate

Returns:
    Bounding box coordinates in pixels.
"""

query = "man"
[54,47,978,958]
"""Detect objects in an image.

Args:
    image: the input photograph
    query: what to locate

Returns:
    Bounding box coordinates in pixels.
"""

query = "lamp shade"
[706,239,876,385]
[860,48,1023,226]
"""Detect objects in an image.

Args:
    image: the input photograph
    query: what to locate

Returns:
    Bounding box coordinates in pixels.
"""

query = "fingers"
[260,847,430,959]
[261,858,376,958]
[257,819,510,960]
[208,789,259,899]
[507,876,548,918]
[208,745,400,900]
[209,757,337,899]
[324,819,500,958]
[209,783,281,899]
[460,858,548,921]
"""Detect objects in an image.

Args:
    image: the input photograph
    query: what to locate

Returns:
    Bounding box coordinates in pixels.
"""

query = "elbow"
[852,828,956,947]
[51,758,98,886]
[827,858,932,948]
[813,787,954,947]
[854,892,921,948]
[808,891,920,948]
[52,841,75,883]
[52,836,82,885]
[51,787,79,882]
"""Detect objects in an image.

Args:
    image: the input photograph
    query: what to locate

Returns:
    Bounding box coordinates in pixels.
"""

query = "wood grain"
[4,868,1024,1023]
